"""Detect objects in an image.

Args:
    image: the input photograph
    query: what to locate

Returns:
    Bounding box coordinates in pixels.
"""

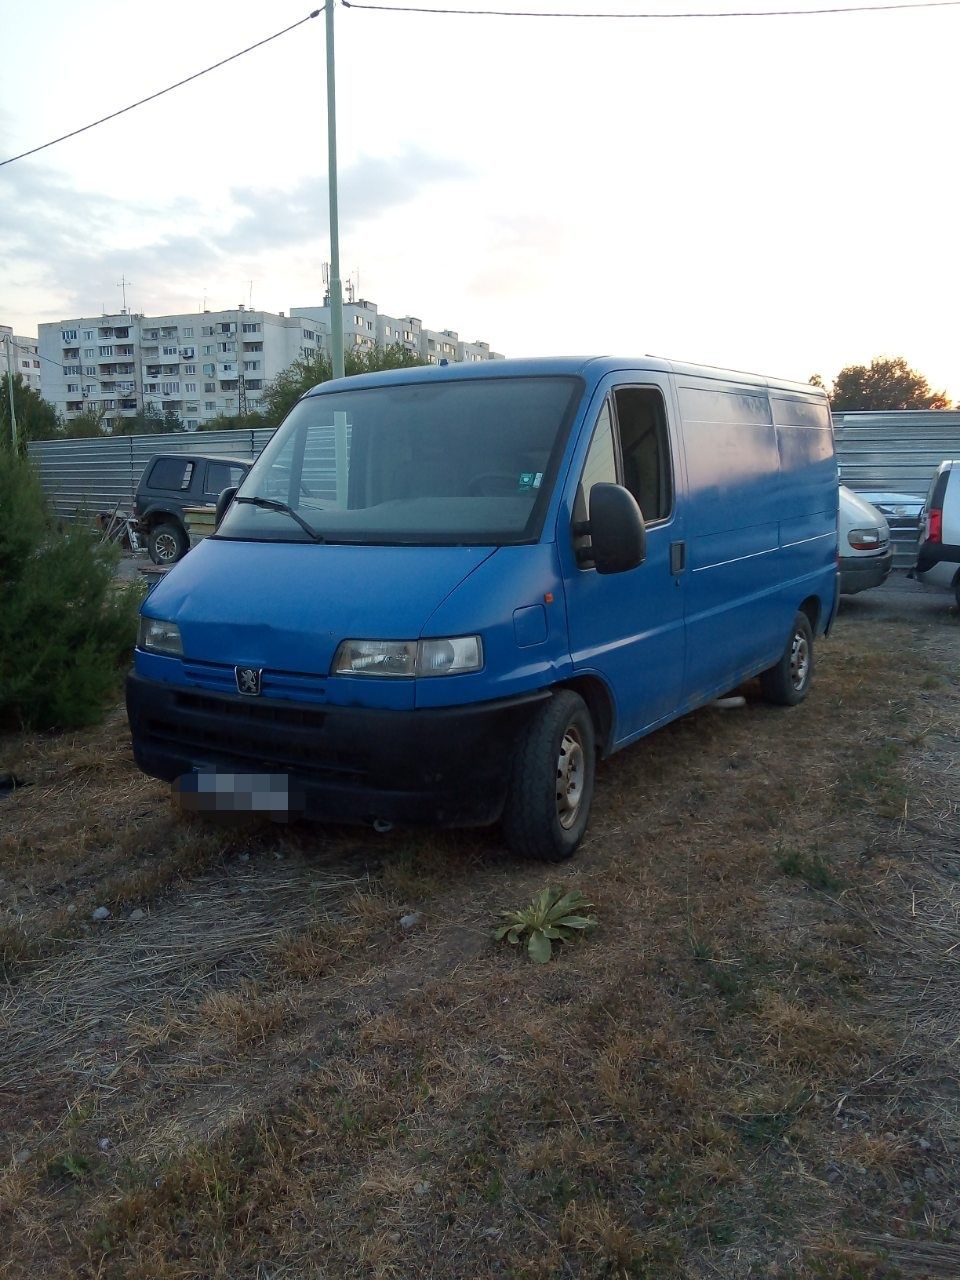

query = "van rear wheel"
[760,612,813,706]
[502,690,596,862]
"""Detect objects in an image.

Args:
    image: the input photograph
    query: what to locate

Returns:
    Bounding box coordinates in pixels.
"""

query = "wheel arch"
[798,595,822,635]
[556,674,616,757]
[141,507,184,533]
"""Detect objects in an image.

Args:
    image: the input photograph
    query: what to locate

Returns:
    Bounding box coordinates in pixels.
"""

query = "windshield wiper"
[234,495,325,542]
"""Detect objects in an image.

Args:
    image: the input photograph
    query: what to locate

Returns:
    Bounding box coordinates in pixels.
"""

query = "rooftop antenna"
[117,274,132,313]
[248,280,254,310]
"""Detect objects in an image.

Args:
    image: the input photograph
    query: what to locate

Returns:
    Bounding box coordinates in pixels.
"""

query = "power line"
[342,0,960,17]
[0,10,321,170]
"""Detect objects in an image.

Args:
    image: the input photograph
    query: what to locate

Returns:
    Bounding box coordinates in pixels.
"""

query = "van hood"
[143,538,496,674]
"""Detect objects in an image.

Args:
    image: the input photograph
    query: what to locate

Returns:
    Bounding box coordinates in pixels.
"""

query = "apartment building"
[1,325,43,395]
[37,306,326,430]
[291,298,504,365]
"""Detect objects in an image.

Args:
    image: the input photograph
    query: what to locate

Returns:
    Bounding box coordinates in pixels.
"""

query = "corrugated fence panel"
[834,410,960,569]
[834,410,960,497]
[27,429,275,523]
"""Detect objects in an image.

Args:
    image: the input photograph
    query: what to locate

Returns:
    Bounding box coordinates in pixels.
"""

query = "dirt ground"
[1,574,958,1280]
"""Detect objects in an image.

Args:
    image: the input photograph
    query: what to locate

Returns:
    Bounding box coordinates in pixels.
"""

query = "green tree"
[201,410,272,431]
[61,406,108,439]
[113,404,185,435]
[0,451,140,731]
[0,373,61,446]
[260,343,426,424]
[818,357,950,411]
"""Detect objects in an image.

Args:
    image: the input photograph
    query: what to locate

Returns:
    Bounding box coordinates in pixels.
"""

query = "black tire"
[760,612,814,706]
[148,521,188,565]
[502,690,596,862]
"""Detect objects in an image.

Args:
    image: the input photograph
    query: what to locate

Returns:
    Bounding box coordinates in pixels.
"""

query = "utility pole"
[325,0,344,380]
[4,333,18,451]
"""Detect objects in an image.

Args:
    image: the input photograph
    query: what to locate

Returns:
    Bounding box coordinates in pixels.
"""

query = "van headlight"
[332,636,483,677]
[138,617,183,655]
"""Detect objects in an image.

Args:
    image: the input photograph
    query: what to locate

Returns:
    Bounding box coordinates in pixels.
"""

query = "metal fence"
[27,429,276,523]
[834,410,960,497]
[834,410,960,568]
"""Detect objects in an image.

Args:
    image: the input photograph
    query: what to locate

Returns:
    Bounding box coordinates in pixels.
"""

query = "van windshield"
[217,375,582,546]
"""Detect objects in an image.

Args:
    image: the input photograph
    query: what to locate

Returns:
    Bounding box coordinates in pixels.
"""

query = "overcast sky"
[1,0,958,397]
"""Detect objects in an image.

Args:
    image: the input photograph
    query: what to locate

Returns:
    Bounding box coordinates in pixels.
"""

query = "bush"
[0,452,140,731]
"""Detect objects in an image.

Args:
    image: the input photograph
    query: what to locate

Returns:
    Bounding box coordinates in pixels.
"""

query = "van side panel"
[677,381,785,701]
[771,395,837,602]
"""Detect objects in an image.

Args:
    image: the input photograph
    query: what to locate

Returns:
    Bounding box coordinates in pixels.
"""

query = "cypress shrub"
[0,451,140,730]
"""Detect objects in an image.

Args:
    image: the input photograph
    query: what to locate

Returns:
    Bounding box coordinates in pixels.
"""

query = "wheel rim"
[556,726,585,830]
[789,630,810,690]
[154,532,179,562]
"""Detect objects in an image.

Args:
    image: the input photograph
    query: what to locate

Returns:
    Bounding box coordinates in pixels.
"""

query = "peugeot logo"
[235,667,262,696]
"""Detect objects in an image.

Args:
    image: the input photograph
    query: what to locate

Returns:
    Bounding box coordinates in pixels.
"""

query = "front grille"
[181,659,328,703]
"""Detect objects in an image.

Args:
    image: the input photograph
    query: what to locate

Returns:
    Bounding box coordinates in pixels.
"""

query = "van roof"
[303,355,826,401]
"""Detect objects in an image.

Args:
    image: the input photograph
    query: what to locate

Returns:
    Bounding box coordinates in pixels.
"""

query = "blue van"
[127,357,838,861]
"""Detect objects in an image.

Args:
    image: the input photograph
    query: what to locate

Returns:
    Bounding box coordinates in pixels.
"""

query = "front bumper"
[839,549,893,595]
[126,673,548,827]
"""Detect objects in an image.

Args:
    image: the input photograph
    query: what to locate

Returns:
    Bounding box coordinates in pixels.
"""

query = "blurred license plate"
[173,771,299,817]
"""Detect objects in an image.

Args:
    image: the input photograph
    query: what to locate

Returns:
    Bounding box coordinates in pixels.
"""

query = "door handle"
[670,541,686,575]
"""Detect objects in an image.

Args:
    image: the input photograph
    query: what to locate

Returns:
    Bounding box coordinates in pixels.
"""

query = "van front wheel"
[760,612,813,706]
[503,690,596,862]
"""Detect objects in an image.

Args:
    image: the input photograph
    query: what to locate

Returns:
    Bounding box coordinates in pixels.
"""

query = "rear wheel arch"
[799,595,822,635]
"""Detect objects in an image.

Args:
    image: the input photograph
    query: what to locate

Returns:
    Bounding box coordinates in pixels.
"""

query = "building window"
[82,329,93,341]
[204,382,216,393]
[303,330,314,341]
[202,326,214,336]
[183,327,194,338]
[241,322,261,333]
[161,345,178,357]
[384,326,391,337]
[67,383,78,393]
[183,363,196,375]
[61,329,77,343]
[185,382,197,393]
[217,340,235,353]
[203,363,215,376]
[186,419,198,429]
[243,360,260,371]
[243,342,263,353]
[246,379,262,390]
[99,345,114,357]
[204,402,216,411]
[83,348,95,359]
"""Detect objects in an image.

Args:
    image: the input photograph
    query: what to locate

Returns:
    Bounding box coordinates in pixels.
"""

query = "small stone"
[66,904,77,915]
[238,852,250,862]
[919,1137,932,1151]
[13,1148,30,1166]
[413,1180,431,1196]
[481,1227,500,1239]
[399,912,424,932]
[91,906,110,922]
[129,909,145,922]
[386,1232,401,1243]
[98,1137,112,1152]
[924,1166,938,1184]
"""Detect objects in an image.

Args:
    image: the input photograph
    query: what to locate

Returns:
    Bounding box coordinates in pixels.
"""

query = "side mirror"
[215,486,239,529]
[588,483,646,574]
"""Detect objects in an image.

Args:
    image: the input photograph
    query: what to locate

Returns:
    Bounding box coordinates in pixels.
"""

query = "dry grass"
[0,594,958,1278]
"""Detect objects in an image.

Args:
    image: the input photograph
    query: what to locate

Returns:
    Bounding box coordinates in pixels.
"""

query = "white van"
[916,460,960,607]
[838,486,892,594]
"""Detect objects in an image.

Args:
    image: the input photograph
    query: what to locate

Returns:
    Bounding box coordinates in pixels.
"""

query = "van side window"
[613,387,672,523]
[573,400,617,564]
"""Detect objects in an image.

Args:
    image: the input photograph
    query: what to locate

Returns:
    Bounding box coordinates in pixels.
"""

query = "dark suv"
[135,453,252,564]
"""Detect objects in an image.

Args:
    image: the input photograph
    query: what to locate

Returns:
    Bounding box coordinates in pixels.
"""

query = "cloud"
[0,149,469,322]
